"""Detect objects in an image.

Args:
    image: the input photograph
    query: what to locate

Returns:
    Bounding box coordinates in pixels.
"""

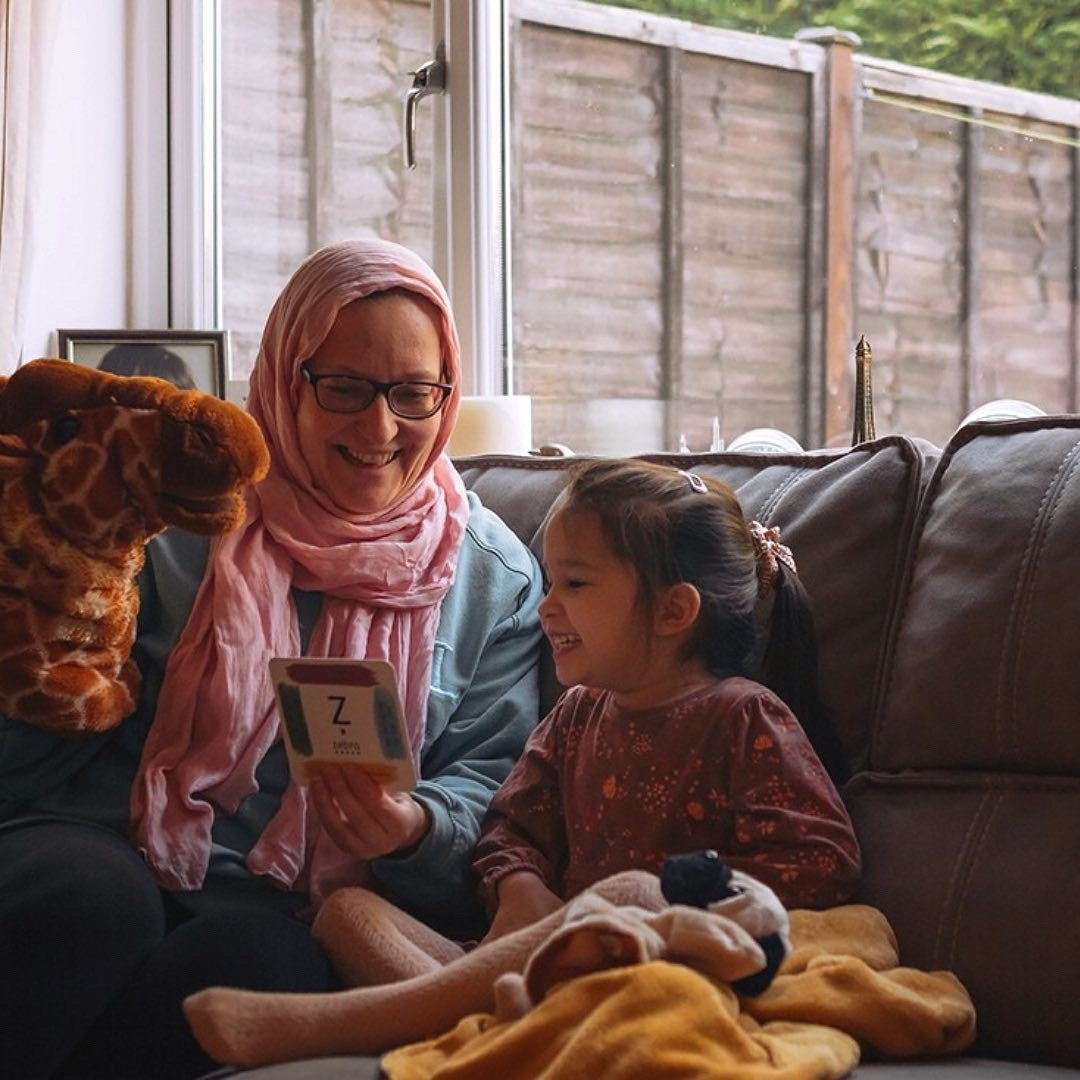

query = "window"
[219,0,438,378]
[216,1,1080,452]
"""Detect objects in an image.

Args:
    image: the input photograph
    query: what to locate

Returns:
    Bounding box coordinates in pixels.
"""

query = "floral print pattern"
[473,678,860,912]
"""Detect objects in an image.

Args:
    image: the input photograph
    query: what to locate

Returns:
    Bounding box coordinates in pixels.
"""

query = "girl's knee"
[313,886,386,936]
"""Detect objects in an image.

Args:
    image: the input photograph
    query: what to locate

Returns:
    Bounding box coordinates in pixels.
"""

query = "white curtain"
[0,0,59,373]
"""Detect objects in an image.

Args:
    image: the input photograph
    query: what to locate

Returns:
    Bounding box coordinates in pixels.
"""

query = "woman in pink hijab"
[0,239,544,1080]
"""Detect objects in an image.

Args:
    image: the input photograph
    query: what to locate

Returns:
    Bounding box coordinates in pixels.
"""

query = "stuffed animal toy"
[183,859,791,1068]
[0,357,269,735]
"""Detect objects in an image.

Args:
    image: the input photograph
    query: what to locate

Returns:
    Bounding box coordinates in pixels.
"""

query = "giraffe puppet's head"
[0,358,270,735]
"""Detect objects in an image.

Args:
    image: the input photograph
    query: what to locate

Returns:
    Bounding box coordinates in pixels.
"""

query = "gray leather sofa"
[227,416,1080,1076]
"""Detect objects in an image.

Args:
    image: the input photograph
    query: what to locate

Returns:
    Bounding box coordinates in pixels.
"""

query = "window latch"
[403,56,446,171]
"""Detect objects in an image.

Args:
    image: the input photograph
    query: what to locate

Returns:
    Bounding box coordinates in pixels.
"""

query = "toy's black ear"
[660,849,735,907]
[660,850,786,997]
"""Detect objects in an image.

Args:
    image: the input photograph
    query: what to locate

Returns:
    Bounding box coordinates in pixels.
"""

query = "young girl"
[183,459,861,1068]
[475,457,858,942]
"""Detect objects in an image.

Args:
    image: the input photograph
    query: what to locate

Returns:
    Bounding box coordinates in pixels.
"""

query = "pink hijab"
[131,238,469,904]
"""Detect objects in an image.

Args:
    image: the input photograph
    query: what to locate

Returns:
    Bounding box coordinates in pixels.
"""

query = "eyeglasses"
[301,363,452,419]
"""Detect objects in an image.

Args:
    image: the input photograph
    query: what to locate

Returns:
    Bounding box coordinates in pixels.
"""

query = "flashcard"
[269,657,417,792]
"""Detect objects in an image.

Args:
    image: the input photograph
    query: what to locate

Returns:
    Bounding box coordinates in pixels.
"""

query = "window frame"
[430,0,513,396]
[163,0,221,332]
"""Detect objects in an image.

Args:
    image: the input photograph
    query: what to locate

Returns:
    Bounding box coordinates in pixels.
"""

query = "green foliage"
[601,0,1080,99]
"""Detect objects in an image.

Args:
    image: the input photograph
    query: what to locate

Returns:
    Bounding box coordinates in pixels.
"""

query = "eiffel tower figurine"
[851,334,876,445]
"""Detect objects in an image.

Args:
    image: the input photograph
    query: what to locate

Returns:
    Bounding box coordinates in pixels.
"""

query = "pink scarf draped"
[131,239,469,904]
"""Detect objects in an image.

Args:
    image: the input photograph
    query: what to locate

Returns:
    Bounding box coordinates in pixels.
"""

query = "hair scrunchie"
[748,520,796,594]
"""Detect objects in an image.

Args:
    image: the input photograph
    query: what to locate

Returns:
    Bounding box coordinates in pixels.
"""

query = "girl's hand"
[484,871,563,942]
[309,764,430,860]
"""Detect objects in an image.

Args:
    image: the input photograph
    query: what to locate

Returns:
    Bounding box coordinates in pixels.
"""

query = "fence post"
[660,46,684,452]
[797,27,861,446]
[961,113,984,417]
[1072,137,1080,412]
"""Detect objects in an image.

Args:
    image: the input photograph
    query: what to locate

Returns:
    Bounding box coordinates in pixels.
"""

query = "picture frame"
[55,329,229,399]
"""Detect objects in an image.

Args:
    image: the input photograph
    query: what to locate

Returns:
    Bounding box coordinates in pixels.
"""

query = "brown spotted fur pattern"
[0,358,269,735]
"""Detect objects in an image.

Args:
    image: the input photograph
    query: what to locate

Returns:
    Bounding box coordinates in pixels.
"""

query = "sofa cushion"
[849,416,1080,1067]
[847,773,1080,1066]
[873,417,1080,772]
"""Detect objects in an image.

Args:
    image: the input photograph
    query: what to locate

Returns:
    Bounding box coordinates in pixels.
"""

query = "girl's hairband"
[679,470,709,494]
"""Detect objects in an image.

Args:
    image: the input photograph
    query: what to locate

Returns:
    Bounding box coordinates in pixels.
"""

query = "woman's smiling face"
[296,291,446,516]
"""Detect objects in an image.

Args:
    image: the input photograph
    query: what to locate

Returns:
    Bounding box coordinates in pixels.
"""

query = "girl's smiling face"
[296,291,446,516]
[539,507,648,696]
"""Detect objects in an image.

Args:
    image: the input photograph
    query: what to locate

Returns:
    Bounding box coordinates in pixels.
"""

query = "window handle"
[403,57,446,171]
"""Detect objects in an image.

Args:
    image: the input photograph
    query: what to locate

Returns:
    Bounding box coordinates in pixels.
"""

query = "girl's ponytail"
[759,562,849,784]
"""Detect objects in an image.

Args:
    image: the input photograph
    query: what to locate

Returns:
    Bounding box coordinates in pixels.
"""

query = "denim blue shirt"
[0,491,543,935]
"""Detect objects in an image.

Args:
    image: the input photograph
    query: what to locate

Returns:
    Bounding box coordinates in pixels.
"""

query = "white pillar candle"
[447,395,533,456]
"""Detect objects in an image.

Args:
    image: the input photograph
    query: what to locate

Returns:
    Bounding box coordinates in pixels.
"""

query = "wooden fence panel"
[853,96,968,445]
[677,52,811,449]
[330,0,433,258]
[218,0,1080,451]
[971,114,1075,417]
[221,0,310,378]
[221,0,431,379]
[510,22,668,452]
[850,92,1079,446]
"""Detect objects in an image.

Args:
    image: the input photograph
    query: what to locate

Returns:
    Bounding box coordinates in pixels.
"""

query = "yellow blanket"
[382,905,975,1080]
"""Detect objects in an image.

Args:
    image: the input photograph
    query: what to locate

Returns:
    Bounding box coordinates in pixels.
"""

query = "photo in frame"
[55,329,229,399]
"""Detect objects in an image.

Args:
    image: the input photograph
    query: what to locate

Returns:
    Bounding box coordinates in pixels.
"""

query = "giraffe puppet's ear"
[0,432,33,480]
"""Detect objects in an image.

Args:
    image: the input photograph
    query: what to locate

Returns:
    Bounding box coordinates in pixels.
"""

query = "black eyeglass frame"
[300,363,453,419]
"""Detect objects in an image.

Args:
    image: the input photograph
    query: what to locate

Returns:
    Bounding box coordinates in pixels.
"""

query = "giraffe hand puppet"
[0,357,270,736]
